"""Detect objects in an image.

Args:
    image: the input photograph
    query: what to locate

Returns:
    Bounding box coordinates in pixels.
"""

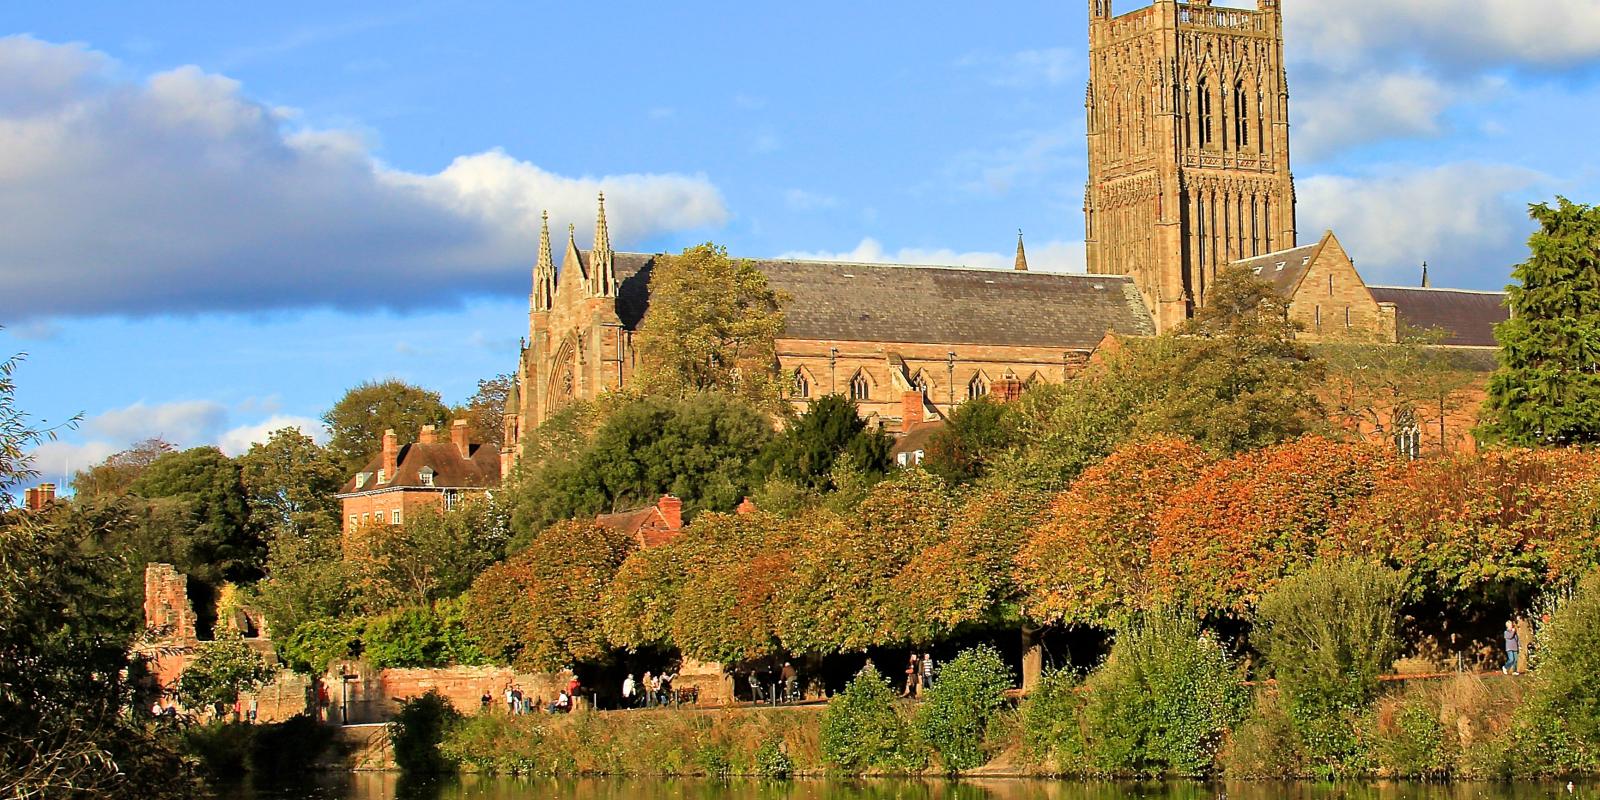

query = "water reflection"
[239,775,1591,800]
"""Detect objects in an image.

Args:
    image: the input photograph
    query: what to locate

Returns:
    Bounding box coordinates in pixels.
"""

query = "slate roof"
[1368,287,1509,348]
[591,251,1155,350]
[1232,244,1321,295]
[337,442,501,496]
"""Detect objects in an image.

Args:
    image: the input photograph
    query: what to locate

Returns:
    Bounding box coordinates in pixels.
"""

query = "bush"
[1221,689,1303,779]
[390,690,461,775]
[179,722,254,781]
[1020,670,1088,773]
[1078,611,1245,777]
[1371,696,1452,779]
[176,635,279,713]
[1255,560,1403,776]
[913,645,1013,772]
[364,600,484,669]
[819,666,923,774]
[279,617,363,674]
[1528,572,1600,745]
[754,737,794,779]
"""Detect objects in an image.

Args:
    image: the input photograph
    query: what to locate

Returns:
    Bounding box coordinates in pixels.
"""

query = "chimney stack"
[658,495,684,531]
[382,430,398,482]
[23,483,55,511]
[902,392,926,433]
[451,419,471,458]
[418,424,437,444]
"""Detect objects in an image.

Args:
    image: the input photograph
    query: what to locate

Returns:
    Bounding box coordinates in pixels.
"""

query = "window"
[898,452,910,467]
[392,509,402,525]
[967,373,989,401]
[444,491,457,511]
[1234,81,1250,148]
[1314,305,1322,330]
[355,473,368,489]
[913,450,925,466]
[361,513,370,526]
[348,515,358,530]
[914,372,931,398]
[1395,410,1422,460]
[1345,306,1352,329]
[419,466,435,488]
[1197,77,1214,148]
[1328,275,1335,296]
[850,370,871,401]
[793,368,810,399]
[376,469,386,485]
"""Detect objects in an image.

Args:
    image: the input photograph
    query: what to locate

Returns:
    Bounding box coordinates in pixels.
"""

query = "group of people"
[902,653,934,698]
[746,661,801,704]
[621,669,678,708]
[482,673,584,716]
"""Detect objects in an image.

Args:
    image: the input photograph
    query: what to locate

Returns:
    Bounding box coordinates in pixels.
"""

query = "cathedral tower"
[1085,0,1296,332]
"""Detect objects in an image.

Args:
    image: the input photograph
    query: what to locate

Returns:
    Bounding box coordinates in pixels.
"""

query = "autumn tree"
[237,427,343,542]
[1017,438,1214,628]
[345,497,510,612]
[1148,436,1393,616]
[665,512,797,663]
[1320,340,1481,455]
[322,379,449,473]
[1481,197,1600,446]
[463,519,634,672]
[633,243,788,408]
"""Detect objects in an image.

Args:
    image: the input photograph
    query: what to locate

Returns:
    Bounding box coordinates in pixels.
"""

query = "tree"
[69,438,175,500]
[1320,340,1480,455]
[463,519,634,672]
[237,427,342,542]
[1138,266,1324,453]
[633,243,788,407]
[344,497,510,612]
[1147,436,1393,616]
[990,347,1151,493]
[250,526,359,655]
[1018,438,1215,627]
[130,446,262,586]
[764,394,892,492]
[176,635,278,714]
[511,393,773,540]
[322,379,449,474]
[1481,197,1600,446]
[455,373,514,448]
[923,396,1018,485]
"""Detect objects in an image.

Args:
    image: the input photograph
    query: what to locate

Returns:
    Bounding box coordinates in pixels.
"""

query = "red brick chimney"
[657,495,683,531]
[418,424,437,444]
[902,391,925,433]
[381,430,398,483]
[736,497,758,515]
[23,483,55,511]
[451,419,471,458]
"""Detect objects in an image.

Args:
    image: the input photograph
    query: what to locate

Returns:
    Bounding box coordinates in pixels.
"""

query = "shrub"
[1528,571,1600,745]
[176,635,278,713]
[1221,689,1303,779]
[179,721,254,781]
[364,600,484,669]
[754,737,794,779]
[913,645,1013,772]
[819,666,922,774]
[248,713,337,778]
[1020,670,1088,773]
[1078,611,1246,777]
[1255,560,1403,776]
[1371,694,1453,780]
[390,690,461,775]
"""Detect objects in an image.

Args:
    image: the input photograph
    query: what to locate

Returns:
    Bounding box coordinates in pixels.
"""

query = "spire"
[1421,261,1431,288]
[590,192,616,298]
[1014,229,1029,272]
[532,211,556,312]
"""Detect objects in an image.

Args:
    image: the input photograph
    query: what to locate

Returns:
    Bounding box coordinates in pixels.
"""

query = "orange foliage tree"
[463,519,634,672]
[1016,438,1214,627]
[1324,448,1600,605]
[1148,436,1395,616]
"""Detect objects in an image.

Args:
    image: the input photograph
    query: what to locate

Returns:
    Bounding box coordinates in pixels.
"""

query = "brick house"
[596,494,685,548]
[335,420,501,533]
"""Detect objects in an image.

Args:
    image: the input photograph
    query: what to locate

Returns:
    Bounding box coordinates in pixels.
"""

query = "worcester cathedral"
[501,0,1508,468]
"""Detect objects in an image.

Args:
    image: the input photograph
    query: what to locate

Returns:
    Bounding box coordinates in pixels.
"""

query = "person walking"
[921,653,934,693]
[658,670,674,707]
[622,674,637,708]
[904,654,920,698]
[642,671,656,708]
[1503,620,1521,676]
[782,662,798,703]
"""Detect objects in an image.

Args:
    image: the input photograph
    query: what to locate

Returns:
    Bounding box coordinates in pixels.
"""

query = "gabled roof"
[583,251,1156,350]
[596,502,681,548]
[1232,242,1322,296]
[337,442,500,496]
[1368,286,1509,348]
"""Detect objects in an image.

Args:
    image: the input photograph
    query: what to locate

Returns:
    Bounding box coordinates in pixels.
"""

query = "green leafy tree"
[765,394,892,492]
[914,645,1014,772]
[923,396,1018,485]
[251,528,358,654]
[175,635,278,713]
[277,617,363,675]
[633,242,788,408]
[69,437,175,500]
[1481,197,1600,445]
[131,446,262,586]
[512,393,773,540]
[322,379,449,473]
[237,427,342,542]
[346,497,510,611]
[363,600,485,669]
[454,373,514,448]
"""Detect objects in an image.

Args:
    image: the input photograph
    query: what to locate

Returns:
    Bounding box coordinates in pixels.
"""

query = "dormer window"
[376,469,387,485]
[1275,261,1286,271]
[355,472,369,489]
[420,466,436,488]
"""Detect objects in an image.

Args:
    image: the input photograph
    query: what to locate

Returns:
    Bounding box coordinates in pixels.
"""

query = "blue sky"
[4,0,1600,483]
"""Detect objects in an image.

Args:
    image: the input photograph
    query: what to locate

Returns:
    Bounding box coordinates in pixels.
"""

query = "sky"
[4,0,1600,486]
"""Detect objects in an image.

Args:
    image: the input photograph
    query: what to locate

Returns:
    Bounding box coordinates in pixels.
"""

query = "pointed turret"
[532,211,556,312]
[1421,262,1431,288]
[1014,229,1029,272]
[590,192,617,298]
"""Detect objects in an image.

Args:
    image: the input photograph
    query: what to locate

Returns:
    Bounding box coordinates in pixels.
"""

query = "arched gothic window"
[850,370,871,402]
[1394,409,1422,460]
[967,373,989,401]
[914,372,931,398]
[1234,80,1250,149]
[1197,77,1214,148]
[793,368,810,399]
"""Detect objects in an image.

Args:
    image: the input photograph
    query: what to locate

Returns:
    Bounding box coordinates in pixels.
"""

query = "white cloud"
[26,439,119,486]
[1286,0,1600,73]
[783,189,839,212]
[217,414,327,457]
[1298,162,1545,287]
[949,126,1078,197]
[0,36,729,320]
[84,400,228,444]
[1293,70,1466,159]
[965,47,1079,88]
[779,237,1087,273]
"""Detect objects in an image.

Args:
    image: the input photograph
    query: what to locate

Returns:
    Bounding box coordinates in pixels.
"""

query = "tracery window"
[850,370,871,401]
[793,368,810,399]
[1198,77,1214,148]
[967,373,989,401]
[1394,409,1422,460]
[1234,80,1250,149]
[914,372,931,398]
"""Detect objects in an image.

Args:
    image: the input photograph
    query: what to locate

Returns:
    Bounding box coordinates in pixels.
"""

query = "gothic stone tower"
[1085,0,1296,333]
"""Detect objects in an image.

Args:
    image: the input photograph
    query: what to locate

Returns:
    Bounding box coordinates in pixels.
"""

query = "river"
[234,775,1591,800]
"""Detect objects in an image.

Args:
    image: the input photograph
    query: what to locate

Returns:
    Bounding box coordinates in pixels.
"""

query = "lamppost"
[947,351,957,409]
[830,348,839,395]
